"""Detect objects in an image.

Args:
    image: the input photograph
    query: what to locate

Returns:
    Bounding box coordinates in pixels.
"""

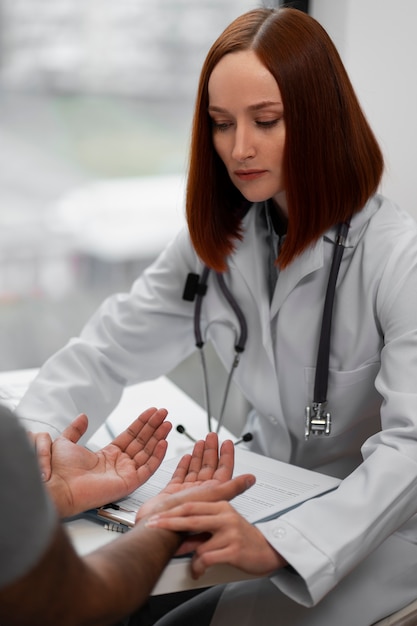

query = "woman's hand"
[136,431,272,578]
[146,500,287,578]
[138,433,285,578]
[46,407,172,518]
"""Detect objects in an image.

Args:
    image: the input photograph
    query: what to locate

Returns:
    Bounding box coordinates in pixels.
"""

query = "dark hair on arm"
[186,8,384,271]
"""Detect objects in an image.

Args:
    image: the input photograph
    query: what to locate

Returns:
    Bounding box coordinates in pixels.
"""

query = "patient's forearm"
[0,521,181,626]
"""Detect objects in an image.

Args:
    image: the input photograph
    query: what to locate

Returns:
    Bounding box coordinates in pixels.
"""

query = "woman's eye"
[256,119,280,128]
[212,120,232,132]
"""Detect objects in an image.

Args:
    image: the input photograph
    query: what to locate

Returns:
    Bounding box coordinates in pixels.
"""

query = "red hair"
[186,8,384,270]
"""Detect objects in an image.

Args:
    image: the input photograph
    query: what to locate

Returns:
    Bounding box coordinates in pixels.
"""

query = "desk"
[0,367,227,455]
[0,368,259,594]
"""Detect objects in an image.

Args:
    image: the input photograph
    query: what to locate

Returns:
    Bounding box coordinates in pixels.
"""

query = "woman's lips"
[234,169,267,181]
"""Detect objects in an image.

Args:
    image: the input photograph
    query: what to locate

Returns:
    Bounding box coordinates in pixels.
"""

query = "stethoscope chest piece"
[305,402,331,439]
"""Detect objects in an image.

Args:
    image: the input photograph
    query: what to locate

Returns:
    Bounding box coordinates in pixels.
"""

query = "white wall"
[311,0,417,218]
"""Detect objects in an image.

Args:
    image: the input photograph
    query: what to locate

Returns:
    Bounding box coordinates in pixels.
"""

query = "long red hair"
[186,8,383,270]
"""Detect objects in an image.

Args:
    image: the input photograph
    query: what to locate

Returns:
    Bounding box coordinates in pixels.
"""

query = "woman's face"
[208,49,287,214]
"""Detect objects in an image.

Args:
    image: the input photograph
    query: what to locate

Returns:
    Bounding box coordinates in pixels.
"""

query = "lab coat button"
[272,527,286,539]
[268,415,278,425]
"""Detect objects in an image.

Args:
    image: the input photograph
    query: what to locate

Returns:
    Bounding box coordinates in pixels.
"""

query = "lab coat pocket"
[304,361,382,437]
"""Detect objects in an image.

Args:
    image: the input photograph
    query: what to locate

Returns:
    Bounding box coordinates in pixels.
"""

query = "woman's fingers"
[192,545,235,578]
[146,474,256,518]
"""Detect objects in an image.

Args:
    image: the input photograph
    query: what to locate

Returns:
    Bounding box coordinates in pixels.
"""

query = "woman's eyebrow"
[208,101,283,113]
[248,101,283,111]
[208,105,229,113]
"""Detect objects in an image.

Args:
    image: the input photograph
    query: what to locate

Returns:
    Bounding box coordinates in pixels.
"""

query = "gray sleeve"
[0,405,57,588]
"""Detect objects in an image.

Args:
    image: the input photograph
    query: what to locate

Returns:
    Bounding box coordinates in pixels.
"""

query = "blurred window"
[0,0,274,370]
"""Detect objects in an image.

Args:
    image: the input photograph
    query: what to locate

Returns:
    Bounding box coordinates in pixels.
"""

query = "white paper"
[98,447,340,527]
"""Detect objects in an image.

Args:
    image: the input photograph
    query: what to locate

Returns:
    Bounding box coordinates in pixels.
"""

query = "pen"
[103,503,135,513]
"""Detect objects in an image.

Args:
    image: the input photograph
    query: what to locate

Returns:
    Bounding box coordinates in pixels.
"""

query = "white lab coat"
[17,194,417,621]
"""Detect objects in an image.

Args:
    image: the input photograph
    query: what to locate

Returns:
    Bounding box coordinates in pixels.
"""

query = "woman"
[18,8,417,624]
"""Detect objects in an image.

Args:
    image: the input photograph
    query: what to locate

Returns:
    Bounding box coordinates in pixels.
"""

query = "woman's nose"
[232,126,255,162]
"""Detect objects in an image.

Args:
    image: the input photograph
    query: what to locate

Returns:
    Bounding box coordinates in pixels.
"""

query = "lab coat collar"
[322,195,381,248]
[226,206,324,363]
[230,196,380,318]
[271,237,323,315]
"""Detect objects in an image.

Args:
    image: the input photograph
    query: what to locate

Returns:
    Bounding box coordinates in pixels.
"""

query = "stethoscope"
[180,219,351,442]
[179,268,252,445]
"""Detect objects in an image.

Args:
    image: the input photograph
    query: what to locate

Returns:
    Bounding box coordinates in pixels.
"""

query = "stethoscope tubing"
[194,266,211,348]
[194,268,247,432]
[314,220,350,404]
[216,272,248,353]
[191,218,351,437]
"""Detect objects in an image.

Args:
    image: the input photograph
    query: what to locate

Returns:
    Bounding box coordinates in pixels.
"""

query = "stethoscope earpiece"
[176,423,253,447]
[176,424,197,443]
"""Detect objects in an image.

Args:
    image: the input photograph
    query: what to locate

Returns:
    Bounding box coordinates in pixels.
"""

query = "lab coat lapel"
[229,210,327,462]
[228,210,274,361]
[229,210,325,360]
[270,237,324,318]
[229,234,294,461]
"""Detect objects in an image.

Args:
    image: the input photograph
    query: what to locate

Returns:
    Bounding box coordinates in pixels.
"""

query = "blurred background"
[0,0,416,433]
[0,0,260,373]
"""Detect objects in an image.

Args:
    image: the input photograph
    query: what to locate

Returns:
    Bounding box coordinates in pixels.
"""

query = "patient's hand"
[137,432,236,519]
[46,408,171,518]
